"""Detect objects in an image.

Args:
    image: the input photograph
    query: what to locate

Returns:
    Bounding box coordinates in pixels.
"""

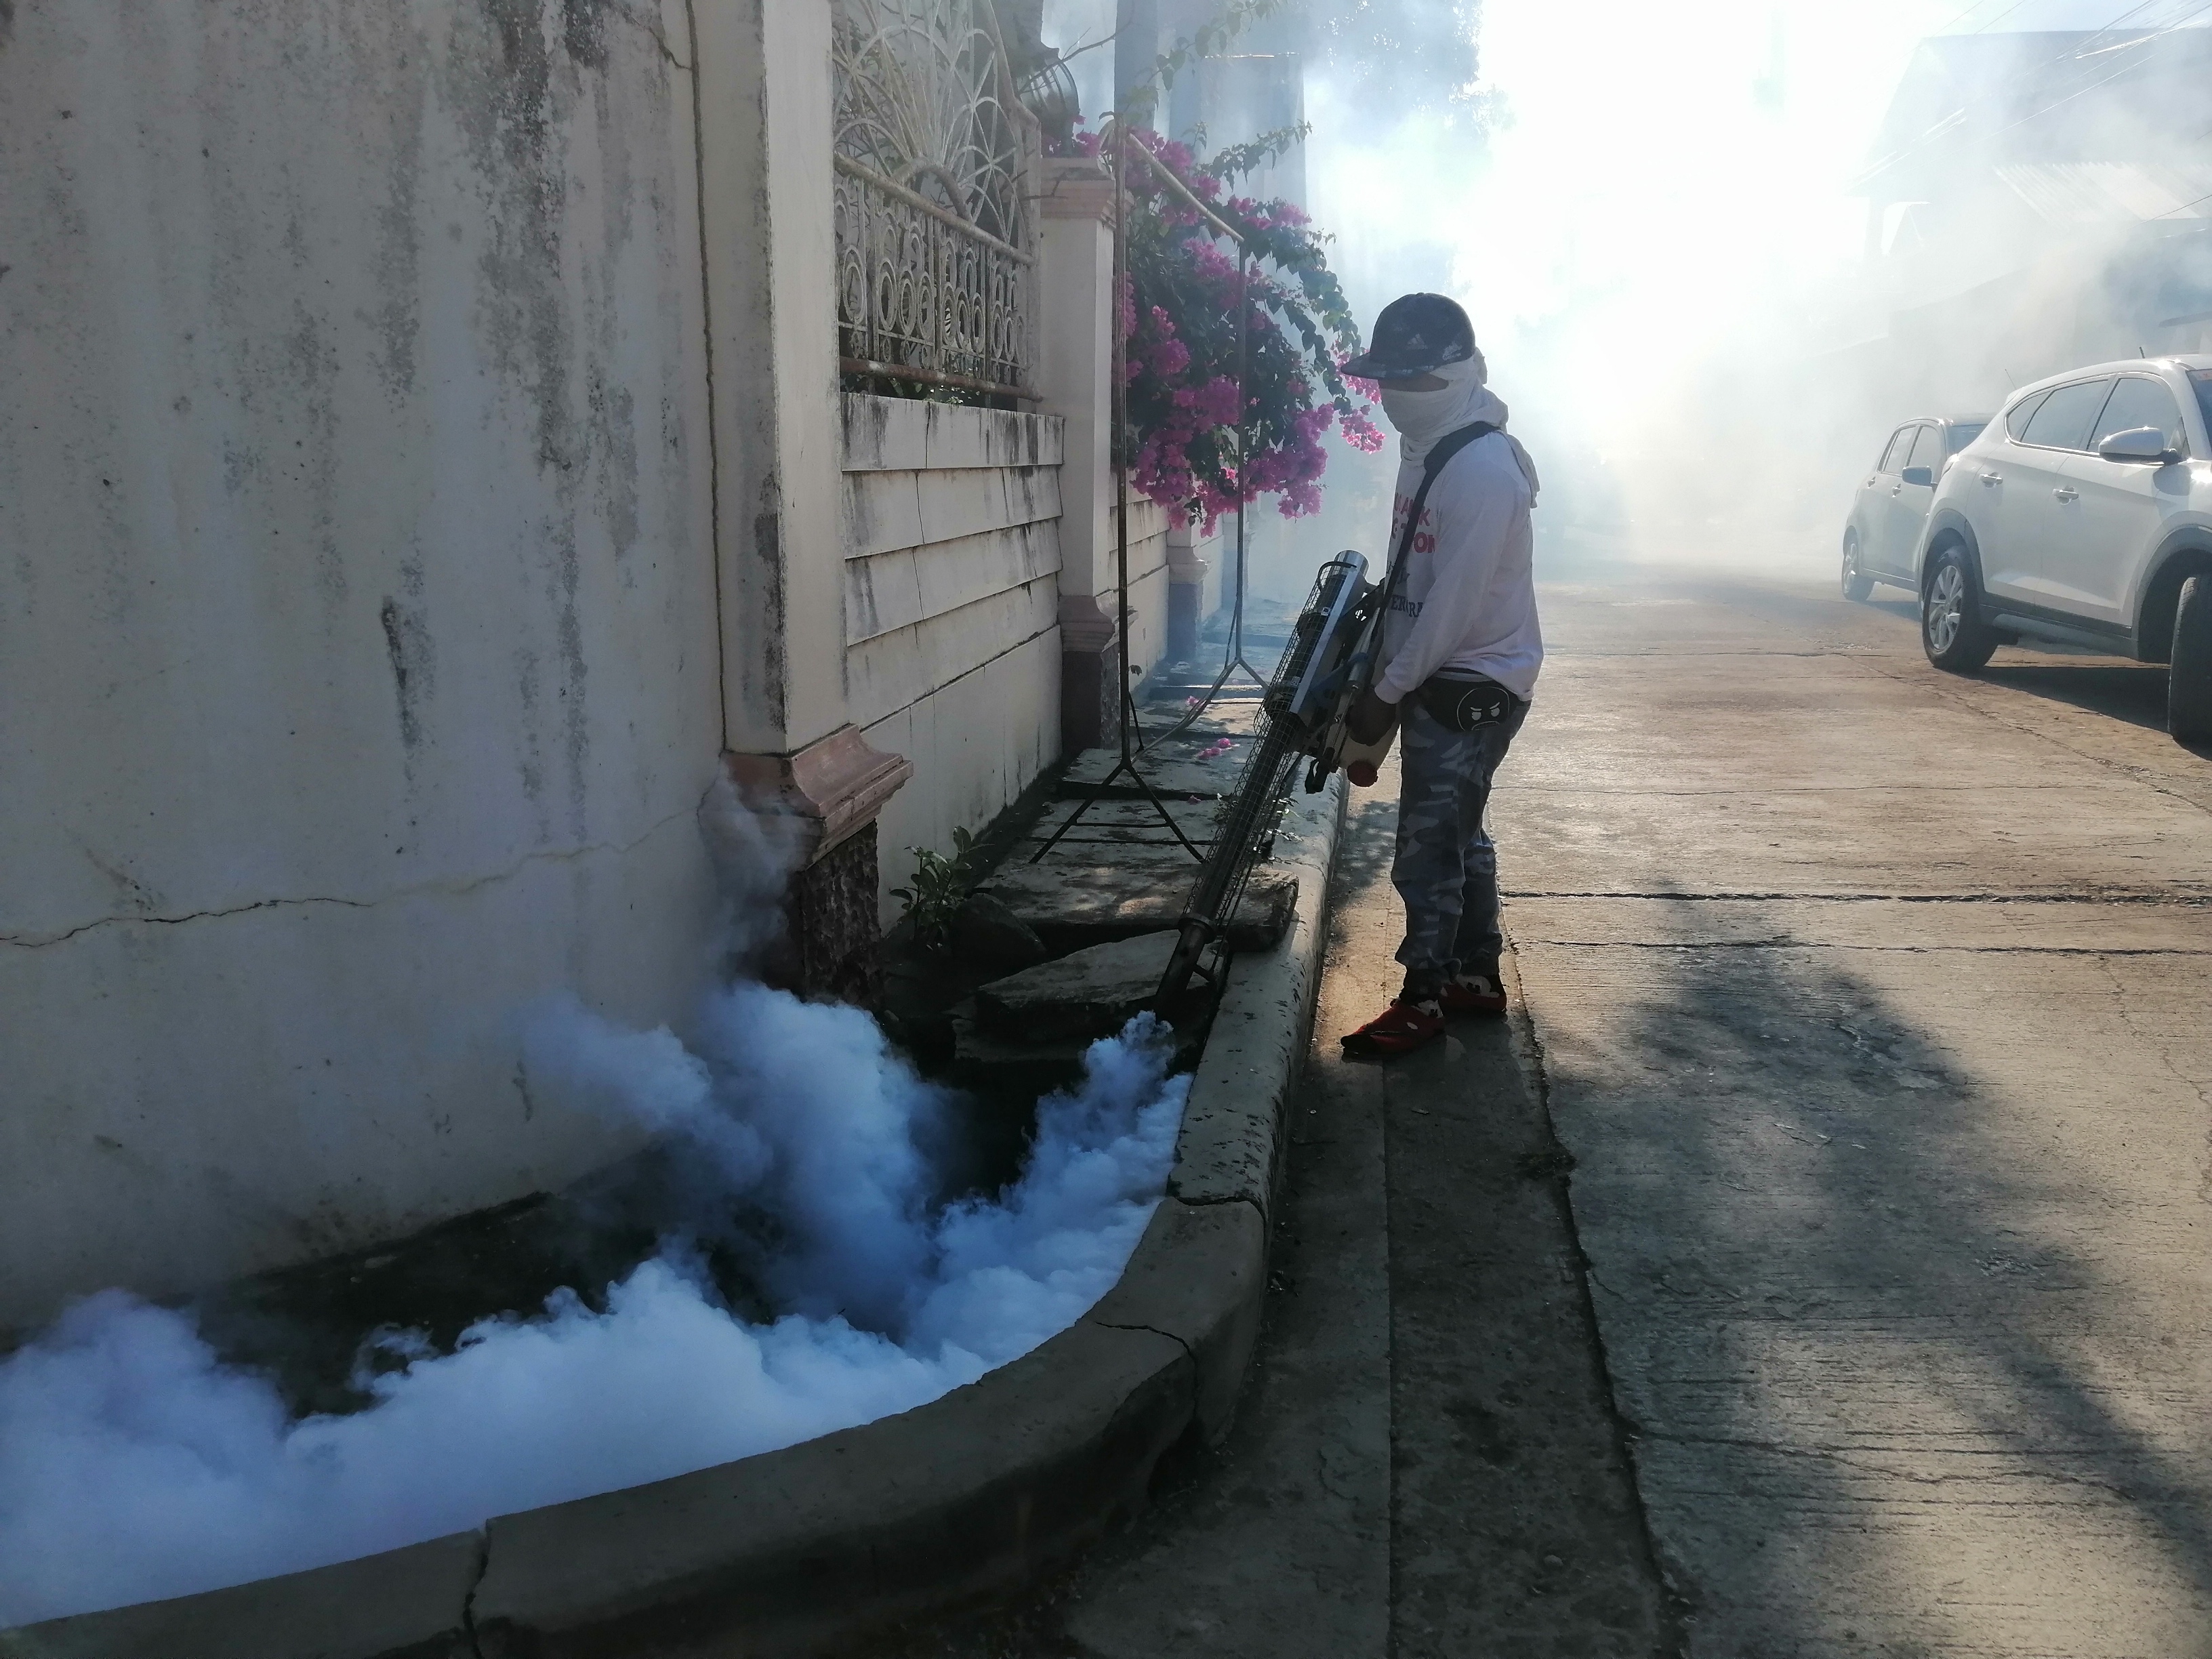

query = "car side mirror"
[1902,466,1933,487]
[2096,426,2183,465]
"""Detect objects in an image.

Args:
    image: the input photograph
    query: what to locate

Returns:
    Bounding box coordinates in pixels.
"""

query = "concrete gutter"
[1,777,1344,1659]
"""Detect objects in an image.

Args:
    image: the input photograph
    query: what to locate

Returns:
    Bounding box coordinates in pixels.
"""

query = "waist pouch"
[1417,674,1523,733]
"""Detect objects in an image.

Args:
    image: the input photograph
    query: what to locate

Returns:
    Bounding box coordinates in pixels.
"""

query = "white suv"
[1913,355,2212,742]
[1843,414,1989,600]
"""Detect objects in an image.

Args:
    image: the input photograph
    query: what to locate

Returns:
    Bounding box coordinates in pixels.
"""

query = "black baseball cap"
[1341,293,1478,379]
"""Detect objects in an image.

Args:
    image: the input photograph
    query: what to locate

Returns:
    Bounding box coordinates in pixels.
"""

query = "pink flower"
[1107,151,1366,531]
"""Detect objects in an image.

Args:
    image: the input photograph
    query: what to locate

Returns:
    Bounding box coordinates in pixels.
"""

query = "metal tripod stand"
[1030,115,1252,867]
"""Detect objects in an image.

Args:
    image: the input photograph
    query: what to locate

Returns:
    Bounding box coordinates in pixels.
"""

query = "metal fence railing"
[832,0,1040,402]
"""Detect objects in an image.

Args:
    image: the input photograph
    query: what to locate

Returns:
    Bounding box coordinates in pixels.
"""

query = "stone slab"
[974,930,1180,1042]
[1022,840,1216,869]
[1061,751,1248,799]
[949,891,1048,974]
[947,1003,1092,1100]
[977,864,1296,954]
[1141,700,1265,739]
[0,1531,483,1659]
[1029,798,1223,847]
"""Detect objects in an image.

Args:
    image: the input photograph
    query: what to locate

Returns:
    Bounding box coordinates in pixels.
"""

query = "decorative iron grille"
[833,0,1038,399]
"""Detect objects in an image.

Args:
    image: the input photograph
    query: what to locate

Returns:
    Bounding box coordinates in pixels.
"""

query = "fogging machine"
[1155,420,1498,1006]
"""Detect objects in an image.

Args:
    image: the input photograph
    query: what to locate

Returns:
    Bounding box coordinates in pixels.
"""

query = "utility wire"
[1965,0,2037,35]
[2150,183,2212,219]
[1862,1,2212,184]
[1963,3,2212,149]
[1929,0,2008,33]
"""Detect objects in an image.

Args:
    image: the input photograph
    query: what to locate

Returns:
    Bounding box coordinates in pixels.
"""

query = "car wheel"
[1922,544,1997,673]
[2170,575,2212,743]
[1841,532,1875,602]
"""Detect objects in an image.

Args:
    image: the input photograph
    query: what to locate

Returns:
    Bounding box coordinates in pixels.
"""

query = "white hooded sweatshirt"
[1373,366,1544,703]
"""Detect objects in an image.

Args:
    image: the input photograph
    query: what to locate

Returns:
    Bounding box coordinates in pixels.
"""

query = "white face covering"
[1378,356,1490,466]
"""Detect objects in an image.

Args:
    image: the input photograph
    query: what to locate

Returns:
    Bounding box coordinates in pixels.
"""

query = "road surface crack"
[1503,941,1698,1653]
[1501,889,2211,905]
[1521,939,2212,957]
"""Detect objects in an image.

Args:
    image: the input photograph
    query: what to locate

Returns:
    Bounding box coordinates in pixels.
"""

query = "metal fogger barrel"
[1155,552,1396,1006]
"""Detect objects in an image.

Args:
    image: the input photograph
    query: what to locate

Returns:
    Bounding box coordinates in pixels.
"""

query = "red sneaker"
[1340,997,1446,1058]
[1440,968,1507,1018]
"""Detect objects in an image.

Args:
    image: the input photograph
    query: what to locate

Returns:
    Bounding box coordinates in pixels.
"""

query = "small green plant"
[890,825,980,950]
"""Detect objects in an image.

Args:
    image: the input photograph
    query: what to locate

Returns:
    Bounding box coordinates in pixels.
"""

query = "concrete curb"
[1,777,1345,1659]
[0,1533,486,1659]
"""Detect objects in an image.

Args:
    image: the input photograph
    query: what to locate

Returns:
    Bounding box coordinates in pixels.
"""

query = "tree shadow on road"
[1521,919,2212,1653]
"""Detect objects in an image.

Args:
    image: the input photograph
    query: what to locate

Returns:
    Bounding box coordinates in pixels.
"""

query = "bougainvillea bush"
[1077,127,1385,531]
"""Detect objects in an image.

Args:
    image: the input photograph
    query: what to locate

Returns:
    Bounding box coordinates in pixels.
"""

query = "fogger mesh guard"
[1155,552,1376,1006]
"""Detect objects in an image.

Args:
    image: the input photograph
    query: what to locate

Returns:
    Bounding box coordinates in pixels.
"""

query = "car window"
[1904,424,1941,475]
[1946,421,1986,452]
[1877,426,1913,472]
[2005,390,2052,440]
[2018,378,2115,451]
[2090,375,2188,455]
[2192,369,2212,443]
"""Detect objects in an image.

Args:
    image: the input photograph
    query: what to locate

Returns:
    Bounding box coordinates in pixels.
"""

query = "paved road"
[877,571,2212,1658]
[1504,573,2212,1657]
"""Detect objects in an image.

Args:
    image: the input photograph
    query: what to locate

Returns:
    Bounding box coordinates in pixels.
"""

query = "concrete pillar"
[1166,520,1221,664]
[1038,155,1124,752]
[693,0,907,995]
[1113,0,1165,112]
[722,730,909,1003]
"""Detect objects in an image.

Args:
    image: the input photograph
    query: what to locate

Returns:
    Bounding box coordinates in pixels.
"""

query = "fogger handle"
[1341,719,1397,788]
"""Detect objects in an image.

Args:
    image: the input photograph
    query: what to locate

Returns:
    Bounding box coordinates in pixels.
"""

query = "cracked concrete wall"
[0,0,724,1327]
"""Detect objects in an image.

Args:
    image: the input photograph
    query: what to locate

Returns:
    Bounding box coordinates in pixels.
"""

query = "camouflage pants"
[1393,695,1529,1000]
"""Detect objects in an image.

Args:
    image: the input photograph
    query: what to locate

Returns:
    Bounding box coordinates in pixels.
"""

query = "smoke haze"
[1054,1,2212,581]
[0,988,1189,1626]
[1367,0,2212,573]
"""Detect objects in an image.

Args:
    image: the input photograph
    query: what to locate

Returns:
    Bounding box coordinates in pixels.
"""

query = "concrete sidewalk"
[1035,779,1673,1659]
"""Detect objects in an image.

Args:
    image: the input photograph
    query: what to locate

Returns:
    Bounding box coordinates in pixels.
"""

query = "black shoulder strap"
[1380,419,1498,600]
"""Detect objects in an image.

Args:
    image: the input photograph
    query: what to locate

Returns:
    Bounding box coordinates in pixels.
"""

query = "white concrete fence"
[0,0,1212,1328]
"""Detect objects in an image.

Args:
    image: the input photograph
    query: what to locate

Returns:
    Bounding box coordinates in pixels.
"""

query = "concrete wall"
[0,0,722,1327]
[1115,498,1172,682]
[1106,497,1176,703]
[840,396,1066,916]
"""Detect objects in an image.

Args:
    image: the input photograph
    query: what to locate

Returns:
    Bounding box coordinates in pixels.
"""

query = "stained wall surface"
[0,0,724,1326]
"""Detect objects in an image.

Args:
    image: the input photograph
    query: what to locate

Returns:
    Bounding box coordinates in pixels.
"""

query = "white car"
[1907,355,2212,743]
[1842,413,1990,600]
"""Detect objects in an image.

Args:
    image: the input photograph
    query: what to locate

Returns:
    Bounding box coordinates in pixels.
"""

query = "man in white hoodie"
[1337,293,1542,1058]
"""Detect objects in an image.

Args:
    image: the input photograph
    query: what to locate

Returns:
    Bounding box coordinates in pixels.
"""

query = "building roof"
[1994,161,2212,226]
[1862,27,2212,201]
